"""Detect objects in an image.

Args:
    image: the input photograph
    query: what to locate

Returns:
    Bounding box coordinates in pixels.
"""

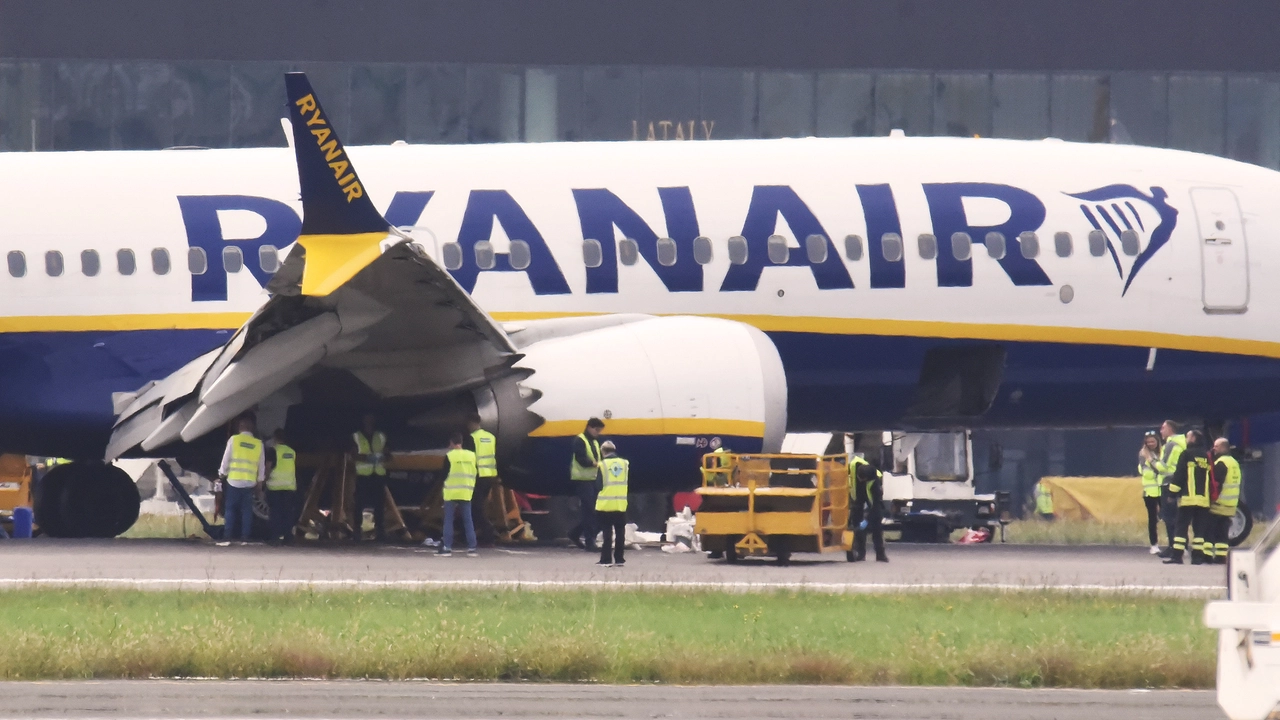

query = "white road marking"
[0,577,1224,594]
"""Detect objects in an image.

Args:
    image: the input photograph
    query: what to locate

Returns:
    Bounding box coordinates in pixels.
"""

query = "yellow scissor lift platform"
[695,453,852,565]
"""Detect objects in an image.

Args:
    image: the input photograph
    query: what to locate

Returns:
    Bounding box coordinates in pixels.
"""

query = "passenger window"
[1120,229,1140,256]
[151,248,171,275]
[508,240,531,270]
[186,247,206,275]
[805,234,828,264]
[81,249,100,277]
[1018,232,1040,259]
[259,245,280,273]
[985,232,1006,260]
[618,238,639,267]
[727,236,748,266]
[1054,232,1072,258]
[844,235,863,261]
[115,249,136,276]
[767,234,789,264]
[442,242,463,270]
[475,240,496,270]
[45,251,64,277]
[7,251,25,278]
[916,233,937,260]
[880,233,903,262]
[951,232,972,261]
[1088,230,1106,257]
[582,239,603,269]
[693,236,713,265]
[222,246,243,273]
[656,237,677,267]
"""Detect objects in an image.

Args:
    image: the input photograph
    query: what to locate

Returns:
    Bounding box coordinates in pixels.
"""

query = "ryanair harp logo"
[293,93,364,203]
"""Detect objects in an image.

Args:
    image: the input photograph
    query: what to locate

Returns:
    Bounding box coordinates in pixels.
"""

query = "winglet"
[285,72,391,296]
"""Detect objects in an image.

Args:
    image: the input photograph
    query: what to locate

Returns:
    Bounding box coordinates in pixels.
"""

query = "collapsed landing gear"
[34,462,140,538]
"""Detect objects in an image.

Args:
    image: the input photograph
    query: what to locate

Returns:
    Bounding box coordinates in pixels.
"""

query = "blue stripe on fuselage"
[5,328,1280,460]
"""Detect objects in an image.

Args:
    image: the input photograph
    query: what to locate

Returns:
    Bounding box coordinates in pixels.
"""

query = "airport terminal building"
[2,0,1279,514]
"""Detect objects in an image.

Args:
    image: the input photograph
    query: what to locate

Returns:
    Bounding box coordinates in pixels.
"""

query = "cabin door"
[1191,187,1249,314]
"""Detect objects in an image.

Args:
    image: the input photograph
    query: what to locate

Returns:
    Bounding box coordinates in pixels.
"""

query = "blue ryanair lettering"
[177,195,302,303]
[720,186,853,292]
[453,190,570,295]
[572,187,702,293]
[923,183,1052,287]
[856,184,906,289]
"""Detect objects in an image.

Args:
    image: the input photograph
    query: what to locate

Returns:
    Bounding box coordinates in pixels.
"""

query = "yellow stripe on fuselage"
[0,309,1276,361]
[529,418,766,438]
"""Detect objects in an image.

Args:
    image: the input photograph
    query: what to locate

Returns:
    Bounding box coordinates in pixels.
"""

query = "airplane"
[2,72,1278,537]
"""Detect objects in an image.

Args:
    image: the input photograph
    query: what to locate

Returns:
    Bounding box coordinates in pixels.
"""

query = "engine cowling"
[478,316,787,493]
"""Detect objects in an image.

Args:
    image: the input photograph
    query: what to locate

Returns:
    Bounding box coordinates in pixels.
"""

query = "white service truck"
[858,430,1007,542]
[1206,517,1280,720]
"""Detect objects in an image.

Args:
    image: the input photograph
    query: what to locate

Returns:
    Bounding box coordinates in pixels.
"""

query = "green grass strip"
[0,588,1212,687]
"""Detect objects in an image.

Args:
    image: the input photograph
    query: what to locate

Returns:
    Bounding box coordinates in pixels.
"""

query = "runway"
[0,538,1225,593]
[0,681,1221,719]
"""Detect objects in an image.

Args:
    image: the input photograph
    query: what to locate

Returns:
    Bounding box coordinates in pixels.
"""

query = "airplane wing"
[107,73,518,459]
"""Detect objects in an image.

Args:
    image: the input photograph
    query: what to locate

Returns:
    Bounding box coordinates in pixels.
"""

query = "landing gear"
[1229,502,1254,547]
[34,462,140,538]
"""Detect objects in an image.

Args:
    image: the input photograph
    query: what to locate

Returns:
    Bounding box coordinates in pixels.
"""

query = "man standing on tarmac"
[439,432,478,557]
[264,428,298,546]
[1165,429,1212,565]
[351,413,389,542]
[464,415,498,544]
[569,418,605,551]
[1152,420,1187,557]
[595,441,629,567]
[847,454,888,563]
[217,415,264,544]
[1209,437,1242,564]
[1139,431,1164,554]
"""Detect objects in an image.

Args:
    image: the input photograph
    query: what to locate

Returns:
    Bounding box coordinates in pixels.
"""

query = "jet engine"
[476,315,788,493]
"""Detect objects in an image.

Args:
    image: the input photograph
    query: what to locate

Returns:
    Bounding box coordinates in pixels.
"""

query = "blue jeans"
[224,485,255,541]
[442,500,476,551]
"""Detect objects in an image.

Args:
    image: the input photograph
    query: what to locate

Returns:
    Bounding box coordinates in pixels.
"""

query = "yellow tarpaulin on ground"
[1039,476,1146,522]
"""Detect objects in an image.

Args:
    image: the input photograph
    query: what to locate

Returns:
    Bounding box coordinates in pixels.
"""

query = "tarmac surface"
[0,538,1226,593]
[0,681,1222,719]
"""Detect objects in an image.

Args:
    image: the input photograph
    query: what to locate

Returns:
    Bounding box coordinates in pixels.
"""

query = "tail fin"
[284,72,391,296]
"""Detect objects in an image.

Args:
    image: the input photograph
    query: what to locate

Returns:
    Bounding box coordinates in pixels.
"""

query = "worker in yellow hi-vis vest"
[1208,437,1242,565]
[569,417,605,551]
[1138,430,1164,554]
[439,432,478,557]
[594,441,629,567]
[464,414,499,544]
[264,428,298,546]
[217,415,264,543]
[351,413,389,542]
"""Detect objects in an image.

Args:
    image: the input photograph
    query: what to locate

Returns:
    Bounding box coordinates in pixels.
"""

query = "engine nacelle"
[478,316,787,493]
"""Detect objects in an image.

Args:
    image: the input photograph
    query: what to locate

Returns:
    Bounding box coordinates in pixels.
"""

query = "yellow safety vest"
[1154,435,1187,484]
[267,443,297,491]
[227,433,263,488]
[1139,458,1161,498]
[570,433,601,481]
[443,448,477,502]
[353,431,387,476]
[1034,482,1054,514]
[595,456,629,512]
[1211,455,1242,517]
[471,429,498,478]
[848,455,878,496]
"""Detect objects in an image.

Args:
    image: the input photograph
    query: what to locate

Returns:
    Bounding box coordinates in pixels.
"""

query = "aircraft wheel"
[58,463,140,538]
[33,464,73,537]
[1228,502,1254,547]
